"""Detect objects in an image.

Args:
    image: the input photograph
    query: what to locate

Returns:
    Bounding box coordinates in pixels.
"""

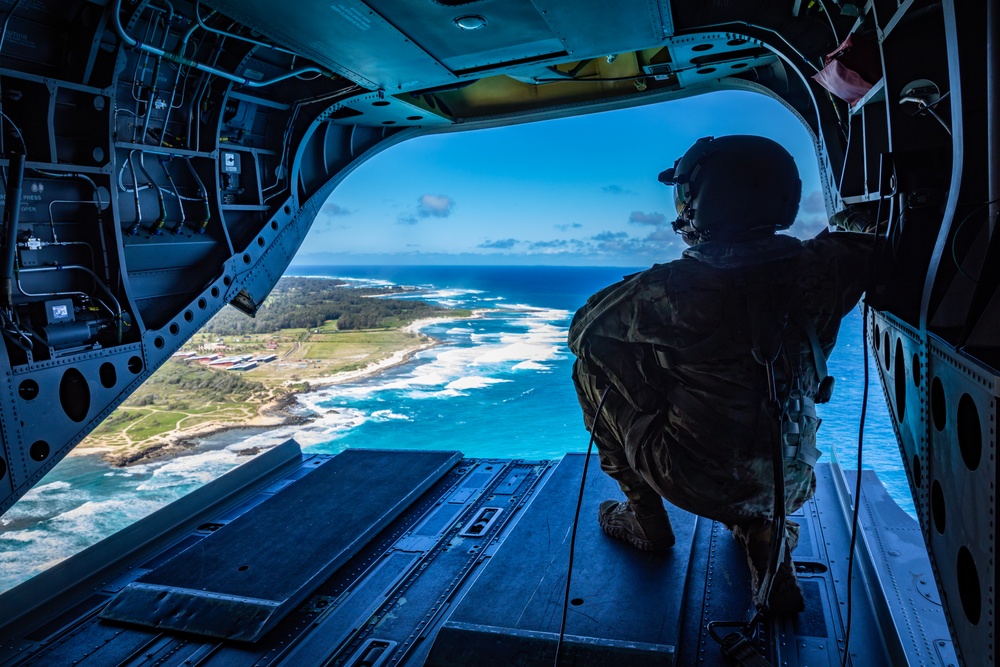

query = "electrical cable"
[554,384,612,667]
[0,110,27,156]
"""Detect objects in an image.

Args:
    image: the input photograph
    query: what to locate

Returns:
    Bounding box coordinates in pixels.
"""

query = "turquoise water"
[0,265,913,593]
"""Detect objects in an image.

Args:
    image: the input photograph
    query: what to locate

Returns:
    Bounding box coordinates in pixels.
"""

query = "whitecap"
[512,361,551,371]
[370,409,411,421]
[31,481,72,494]
[445,376,509,391]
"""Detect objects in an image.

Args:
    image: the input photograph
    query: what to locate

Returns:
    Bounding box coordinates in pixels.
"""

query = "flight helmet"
[658,135,802,244]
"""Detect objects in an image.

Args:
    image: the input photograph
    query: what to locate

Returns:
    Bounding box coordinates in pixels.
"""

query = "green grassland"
[79,278,472,463]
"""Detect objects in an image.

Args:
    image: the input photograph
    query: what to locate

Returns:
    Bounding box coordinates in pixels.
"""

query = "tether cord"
[840,301,869,667]
[841,210,884,666]
[554,384,612,667]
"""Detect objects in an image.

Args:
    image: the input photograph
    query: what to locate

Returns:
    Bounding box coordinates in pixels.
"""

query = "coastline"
[69,313,485,467]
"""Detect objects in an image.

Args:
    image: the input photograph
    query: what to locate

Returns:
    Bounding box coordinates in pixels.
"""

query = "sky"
[292,90,832,267]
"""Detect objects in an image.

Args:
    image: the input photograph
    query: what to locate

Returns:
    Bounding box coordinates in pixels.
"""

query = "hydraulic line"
[160,157,186,233]
[131,14,159,143]
[193,0,297,56]
[31,169,112,282]
[184,157,210,233]
[112,0,332,88]
[126,150,143,235]
[136,153,167,234]
[1,152,25,307]
[18,265,123,321]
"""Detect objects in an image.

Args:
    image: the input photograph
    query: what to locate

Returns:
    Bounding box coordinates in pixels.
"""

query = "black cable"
[554,384,612,667]
[840,206,886,666]
[841,300,869,667]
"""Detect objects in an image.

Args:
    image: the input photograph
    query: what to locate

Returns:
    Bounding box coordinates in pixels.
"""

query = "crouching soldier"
[569,135,873,613]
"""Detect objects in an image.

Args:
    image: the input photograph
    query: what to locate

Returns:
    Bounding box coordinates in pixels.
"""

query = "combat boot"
[597,500,675,551]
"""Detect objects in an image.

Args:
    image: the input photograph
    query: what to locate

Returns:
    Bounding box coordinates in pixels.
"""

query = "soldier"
[568,135,872,613]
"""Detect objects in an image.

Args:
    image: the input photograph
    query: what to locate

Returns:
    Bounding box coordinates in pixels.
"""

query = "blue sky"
[292,90,831,266]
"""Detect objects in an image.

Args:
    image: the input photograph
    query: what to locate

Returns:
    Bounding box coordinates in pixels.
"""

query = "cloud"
[603,184,636,196]
[802,191,826,214]
[479,238,519,249]
[556,222,584,231]
[418,194,455,218]
[628,211,668,226]
[790,215,829,239]
[530,239,570,249]
[322,203,352,216]
[593,231,629,242]
[398,193,456,224]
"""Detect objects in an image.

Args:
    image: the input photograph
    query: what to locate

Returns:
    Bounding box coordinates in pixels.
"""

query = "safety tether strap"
[790,307,829,385]
[719,631,774,667]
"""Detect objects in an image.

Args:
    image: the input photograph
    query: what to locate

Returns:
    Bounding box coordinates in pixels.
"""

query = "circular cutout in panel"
[873,323,880,349]
[957,547,981,625]
[184,310,193,322]
[60,368,91,422]
[912,454,921,488]
[0,457,6,480]
[18,379,39,401]
[211,287,220,298]
[382,120,396,125]
[696,67,717,74]
[223,276,232,286]
[406,115,424,121]
[198,298,207,310]
[153,336,164,349]
[727,38,748,46]
[271,220,279,230]
[692,43,714,51]
[169,323,179,335]
[731,63,748,69]
[893,339,906,421]
[29,441,49,462]
[931,479,946,534]
[242,254,251,264]
[283,205,291,214]
[128,355,144,374]
[99,362,117,388]
[372,100,391,107]
[931,376,946,430]
[882,332,890,369]
[911,353,921,387]
[257,237,265,247]
[957,393,982,471]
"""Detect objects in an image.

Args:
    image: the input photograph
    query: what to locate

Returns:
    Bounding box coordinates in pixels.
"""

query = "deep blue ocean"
[0,265,912,592]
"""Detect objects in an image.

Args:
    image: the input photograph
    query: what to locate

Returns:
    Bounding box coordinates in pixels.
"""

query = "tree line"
[201,277,456,334]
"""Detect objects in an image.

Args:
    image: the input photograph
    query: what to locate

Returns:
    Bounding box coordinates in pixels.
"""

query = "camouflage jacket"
[568,231,872,460]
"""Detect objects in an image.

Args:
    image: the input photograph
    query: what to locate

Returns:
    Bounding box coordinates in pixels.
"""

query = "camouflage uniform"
[569,231,871,538]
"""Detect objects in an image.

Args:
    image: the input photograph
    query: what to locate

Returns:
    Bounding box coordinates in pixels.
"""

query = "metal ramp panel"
[99,448,460,642]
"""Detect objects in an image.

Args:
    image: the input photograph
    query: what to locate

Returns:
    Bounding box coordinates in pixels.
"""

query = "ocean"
[0,265,912,593]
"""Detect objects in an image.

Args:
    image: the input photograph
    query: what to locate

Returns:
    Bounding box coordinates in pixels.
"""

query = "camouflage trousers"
[572,359,817,538]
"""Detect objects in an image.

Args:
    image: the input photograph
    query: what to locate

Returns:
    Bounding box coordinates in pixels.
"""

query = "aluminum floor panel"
[99,448,461,642]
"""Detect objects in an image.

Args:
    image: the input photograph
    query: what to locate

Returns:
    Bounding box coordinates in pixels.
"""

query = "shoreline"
[70,312,486,467]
